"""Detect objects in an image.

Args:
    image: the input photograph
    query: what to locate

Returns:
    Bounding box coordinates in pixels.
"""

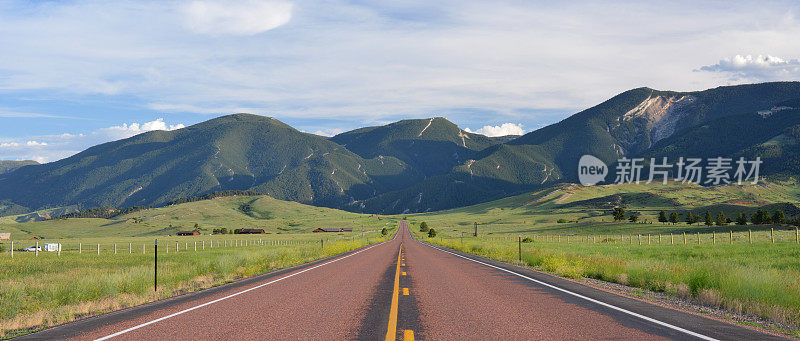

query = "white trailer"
[43,243,61,252]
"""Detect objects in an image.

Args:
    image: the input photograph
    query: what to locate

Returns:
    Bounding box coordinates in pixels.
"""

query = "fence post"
[58,243,61,256]
[771,228,774,243]
[143,243,146,254]
[36,241,39,257]
[79,242,82,254]
[154,239,158,292]
[203,240,205,250]
[97,243,100,255]
[697,232,700,244]
[518,235,521,261]
[10,241,13,258]
[749,230,752,243]
[114,243,117,254]
[713,231,716,245]
[730,230,733,244]
[195,241,197,252]
[796,227,798,244]
[683,232,686,244]
[671,233,674,245]
[130,242,132,254]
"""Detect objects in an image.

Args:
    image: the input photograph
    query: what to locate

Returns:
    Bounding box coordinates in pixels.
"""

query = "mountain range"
[1,82,799,215]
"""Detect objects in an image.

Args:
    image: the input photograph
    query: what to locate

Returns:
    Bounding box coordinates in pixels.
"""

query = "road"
[22,221,785,340]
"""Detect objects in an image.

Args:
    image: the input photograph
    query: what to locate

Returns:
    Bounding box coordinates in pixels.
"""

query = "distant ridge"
[1,82,799,215]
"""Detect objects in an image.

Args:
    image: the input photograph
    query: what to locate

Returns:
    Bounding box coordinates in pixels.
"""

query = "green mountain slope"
[0,160,38,174]
[2,82,800,215]
[0,114,412,211]
[505,82,800,182]
[331,117,498,177]
[359,82,800,213]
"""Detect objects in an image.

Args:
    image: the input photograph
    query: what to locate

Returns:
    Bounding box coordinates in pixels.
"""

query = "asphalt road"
[21,221,786,340]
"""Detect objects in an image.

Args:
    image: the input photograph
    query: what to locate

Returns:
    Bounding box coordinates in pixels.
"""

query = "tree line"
[48,190,267,220]
[613,207,800,227]
[49,205,152,220]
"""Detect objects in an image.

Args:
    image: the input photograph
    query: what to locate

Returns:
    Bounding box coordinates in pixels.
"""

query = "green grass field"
[410,225,800,335]
[0,231,393,338]
[2,180,799,337]
[404,180,800,334]
[0,196,399,338]
[409,180,800,237]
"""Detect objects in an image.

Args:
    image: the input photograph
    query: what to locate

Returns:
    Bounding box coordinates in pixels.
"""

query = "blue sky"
[1,0,800,162]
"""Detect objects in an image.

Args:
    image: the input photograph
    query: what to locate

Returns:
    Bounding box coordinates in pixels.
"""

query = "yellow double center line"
[385,244,414,341]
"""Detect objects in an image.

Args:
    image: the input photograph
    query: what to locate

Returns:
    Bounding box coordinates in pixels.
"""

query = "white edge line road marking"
[95,238,392,341]
[418,239,718,341]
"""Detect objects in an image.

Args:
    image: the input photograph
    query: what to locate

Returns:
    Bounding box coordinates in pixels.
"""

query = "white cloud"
[0,119,184,162]
[0,140,47,148]
[1,1,800,136]
[181,0,293,36]
[698,54,800,81]
[99,118,186,140]
[466,123,525,137]
[311,128,344,137]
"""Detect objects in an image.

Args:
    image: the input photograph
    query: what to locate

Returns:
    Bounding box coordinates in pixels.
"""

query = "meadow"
[2,180,799,337]
[0,231,393,338]
[404,180,800,334]
[411,225,800,335]
[0,195,398,338]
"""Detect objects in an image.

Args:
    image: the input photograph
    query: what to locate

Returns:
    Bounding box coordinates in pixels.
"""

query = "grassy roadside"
[0,230,393,339]
[410,226,800,336]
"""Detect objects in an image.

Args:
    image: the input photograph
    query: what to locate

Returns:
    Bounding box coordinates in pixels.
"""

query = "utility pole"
[474,222,478,237]
[518,235,522,261]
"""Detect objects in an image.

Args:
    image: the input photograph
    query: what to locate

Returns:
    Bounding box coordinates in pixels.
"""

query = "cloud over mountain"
[698,54,800,81]
[466,123,525,137]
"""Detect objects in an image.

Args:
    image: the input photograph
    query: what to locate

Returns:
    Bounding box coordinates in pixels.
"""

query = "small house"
[177,231,200,236]
[312,228,354,233]
[238,229,265,234]
[0,233,9,240]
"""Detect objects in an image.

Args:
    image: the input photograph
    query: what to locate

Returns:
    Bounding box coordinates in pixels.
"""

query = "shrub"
[557,219,568,223]
[427,228,437,238]
[381,227,388,236]
[521,237,533,243]
[420,222,429,232]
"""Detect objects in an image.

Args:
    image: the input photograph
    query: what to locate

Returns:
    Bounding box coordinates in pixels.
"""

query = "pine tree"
[716,212,727,226]
[773,210,786,224]
[669,212,679,225]
[613,207,626,221]
[629,213,639,223]
[704,210,713,226]
[686,212,695,225]
[420,221,429,232]
[658,211,668,223]
[736,212,748,225]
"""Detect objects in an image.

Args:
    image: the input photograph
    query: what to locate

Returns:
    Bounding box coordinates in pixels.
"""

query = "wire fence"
[0,230,377,258]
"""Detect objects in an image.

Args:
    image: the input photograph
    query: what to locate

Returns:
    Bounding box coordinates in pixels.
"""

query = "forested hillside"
[1,82,799,215]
